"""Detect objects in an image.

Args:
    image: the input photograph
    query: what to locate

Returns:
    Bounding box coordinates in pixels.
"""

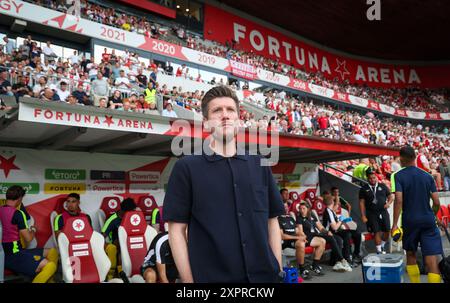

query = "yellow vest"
[144,88,156,104]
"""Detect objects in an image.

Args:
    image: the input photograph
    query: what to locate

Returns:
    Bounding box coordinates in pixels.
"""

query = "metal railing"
[322,163,370,186]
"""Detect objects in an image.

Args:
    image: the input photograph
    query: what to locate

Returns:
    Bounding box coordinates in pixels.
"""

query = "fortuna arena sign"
[18,102,171,134]
[203,4,450,89]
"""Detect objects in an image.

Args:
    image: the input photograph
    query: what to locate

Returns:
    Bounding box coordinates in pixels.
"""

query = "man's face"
[60,84,67,91]
[332,189,339,196]
[368,174,378,185]
[68,96,77,105]
[66,197,80,214]
[205,97,239,142]
[300,204,308,217]
[281,190,289,201]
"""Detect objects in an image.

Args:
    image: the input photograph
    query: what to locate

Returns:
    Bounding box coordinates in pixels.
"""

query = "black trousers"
[335,229,362,260]
[318,234,344,262]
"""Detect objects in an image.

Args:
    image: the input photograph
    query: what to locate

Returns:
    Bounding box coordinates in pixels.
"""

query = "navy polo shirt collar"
[202,143,248,162]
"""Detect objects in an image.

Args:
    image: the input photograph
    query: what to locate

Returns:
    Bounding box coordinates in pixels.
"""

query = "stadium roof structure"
[0,98,398,163]
[216,0,450,61]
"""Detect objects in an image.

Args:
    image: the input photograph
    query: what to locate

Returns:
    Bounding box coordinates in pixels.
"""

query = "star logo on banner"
[103,115,114,127]
[334,59,350,80]
[0,155,20,178]
[72,219,85,232]
[130,214,141,226]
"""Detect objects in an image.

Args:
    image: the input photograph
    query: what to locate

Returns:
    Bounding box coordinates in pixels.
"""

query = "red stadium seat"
[303,189,316,203]
[312,198,325,217]
[97,197,121,230]
[289,191,300,203]
[58,216,110,283]
[118,211,157,282]
[136,195,158,225]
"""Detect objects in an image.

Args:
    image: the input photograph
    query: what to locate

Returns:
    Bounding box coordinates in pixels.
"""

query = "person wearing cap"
[101,197,137,280]
[162,101,177,118]
[391,146,443,283]
[359,170,393,254]
[163,86,284,283]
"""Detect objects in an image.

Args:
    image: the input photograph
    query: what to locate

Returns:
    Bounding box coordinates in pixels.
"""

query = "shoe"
[309,264,325,276]
[299,268,312,280]
[352,255,363,264]
[341,259,353,272]
[332,261,347,272]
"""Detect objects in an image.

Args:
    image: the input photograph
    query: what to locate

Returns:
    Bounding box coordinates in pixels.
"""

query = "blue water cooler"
[362,253,404,283]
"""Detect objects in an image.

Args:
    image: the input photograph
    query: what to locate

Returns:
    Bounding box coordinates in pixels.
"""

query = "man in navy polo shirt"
[163,86,285,283]
[391,146,443,283]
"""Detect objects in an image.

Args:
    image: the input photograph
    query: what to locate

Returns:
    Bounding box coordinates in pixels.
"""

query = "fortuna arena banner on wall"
[0,148,319,249]
[203,4,450,89]
[1,1,449,120]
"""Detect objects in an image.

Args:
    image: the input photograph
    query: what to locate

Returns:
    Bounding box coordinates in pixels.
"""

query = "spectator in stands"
[0,185,59,283]
[136,68,148,88]
[56,81,70,102]
[322,196,362,266]
[42,41,58,61]
[439,158,450,191]
[144,81,157,105]
[114,69,131,91]
[162,101,177,118]
[165,62,173,75]
[2,36,16,55]
[118,98,133,112]
[98,97,108,109]
[72,83,90,105]
[278,202,311,280]
[40,88,60,101]
[359,170,393,254]
[391,156,401,172]
[12,75,32,99]
[69,50,80,66]
[109,89,123,109]
[101,197,137,280]
[297,202,351,272]
[149,66,157,89]
[0,69,13,96]
[141,231,179,283]
[146,100,158,114]
[53,193,92,238]
[331,187,352,214]
[32,76,48,97]
[91,71,110,106]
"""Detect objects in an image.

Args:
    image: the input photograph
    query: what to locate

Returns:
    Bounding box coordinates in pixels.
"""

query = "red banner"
[227,60,257,80]
[204,4,450,89]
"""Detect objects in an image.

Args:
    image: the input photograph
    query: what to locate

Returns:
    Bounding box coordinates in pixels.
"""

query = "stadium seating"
[58,216,111,283]
[118,211,157,282]
[97,197,121,231]
[136,195,158,225]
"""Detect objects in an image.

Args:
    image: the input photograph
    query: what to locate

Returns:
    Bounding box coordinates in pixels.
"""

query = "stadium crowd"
[26,0,450,114]
[1,33,449,187]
